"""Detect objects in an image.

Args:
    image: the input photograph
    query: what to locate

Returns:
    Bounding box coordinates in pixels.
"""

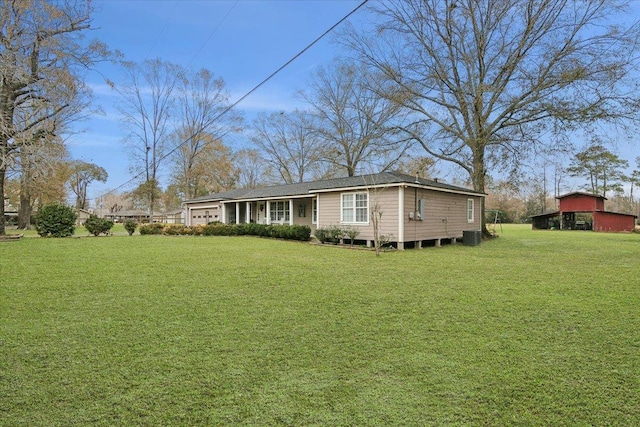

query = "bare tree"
[0,0,103,235]
[395,155,438,180]
[170,132,237,198]
[68,160,108,210]
[302,60,411,177]
[170,68,242,199]
[347,0,640,234]
[234,148,271,189]
[250,110,323,184]
[109,58,180,216]
[16,133,70,228]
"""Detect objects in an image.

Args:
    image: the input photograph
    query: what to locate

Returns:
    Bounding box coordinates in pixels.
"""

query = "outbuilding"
[531,192,637,232]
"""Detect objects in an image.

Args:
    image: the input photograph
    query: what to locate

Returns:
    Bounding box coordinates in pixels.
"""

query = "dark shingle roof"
[184,171,483,203]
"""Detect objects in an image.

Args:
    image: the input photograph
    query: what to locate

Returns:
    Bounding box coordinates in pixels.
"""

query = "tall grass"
[1,225,638,425]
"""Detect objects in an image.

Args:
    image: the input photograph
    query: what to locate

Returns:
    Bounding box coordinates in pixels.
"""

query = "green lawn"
[1,225,638,426]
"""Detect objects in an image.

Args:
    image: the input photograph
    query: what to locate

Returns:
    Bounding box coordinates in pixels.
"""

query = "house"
[153,209,184,224]
[183,171,486,249]
[103,209,150,223]
[530,192,637,232]
[76,208,92,226]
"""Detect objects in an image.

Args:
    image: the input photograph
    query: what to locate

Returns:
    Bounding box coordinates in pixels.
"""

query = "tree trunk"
[471,147,489,236]
[18,190,32,229]
[0,165,6,235]
[18,160,32,229]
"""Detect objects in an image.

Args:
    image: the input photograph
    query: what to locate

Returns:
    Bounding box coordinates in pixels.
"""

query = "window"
[341,192,368,224]
[417,199,424,221]
[312,198,317,224]
[269,200,290,222]
[467,198,475,223]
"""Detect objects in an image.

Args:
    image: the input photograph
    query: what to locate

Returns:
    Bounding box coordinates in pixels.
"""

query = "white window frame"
[312,198,318,224]
[341,192,369,224]
[467,198,475,223]
[269,200,290,223]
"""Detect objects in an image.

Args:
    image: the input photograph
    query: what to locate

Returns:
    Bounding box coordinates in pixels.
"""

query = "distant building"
[531,192,637,232]
[76,209,92,226]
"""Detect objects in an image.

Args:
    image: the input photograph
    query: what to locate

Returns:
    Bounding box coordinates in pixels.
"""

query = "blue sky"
[70,0,640,202]
[71,0,366,201]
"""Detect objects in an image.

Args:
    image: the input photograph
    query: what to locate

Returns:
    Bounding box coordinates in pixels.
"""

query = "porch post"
[235,203,240,224]
[289,199,294,225]
[266,201,271,225]
[221,203,226,224]
[246,202,251,223]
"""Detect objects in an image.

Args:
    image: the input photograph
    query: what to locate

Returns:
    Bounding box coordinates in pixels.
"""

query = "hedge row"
[314,225,360,244]
[139,222,311,241]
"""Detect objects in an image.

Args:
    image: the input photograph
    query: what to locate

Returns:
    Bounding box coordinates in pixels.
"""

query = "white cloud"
[229,85,307,113]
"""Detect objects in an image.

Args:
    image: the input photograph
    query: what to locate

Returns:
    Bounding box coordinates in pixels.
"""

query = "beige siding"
[317,188,400,241]
[292,198,314,228]
[184,184,484,246]
[403,187,483,241]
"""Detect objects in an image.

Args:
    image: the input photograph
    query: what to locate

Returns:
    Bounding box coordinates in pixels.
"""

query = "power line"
[185,0,239,71]
[91,0,369,203]
[145,1,179,59]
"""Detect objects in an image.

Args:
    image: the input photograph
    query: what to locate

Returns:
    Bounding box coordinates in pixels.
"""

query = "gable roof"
[184,171,484,204]
[557,191,607,200]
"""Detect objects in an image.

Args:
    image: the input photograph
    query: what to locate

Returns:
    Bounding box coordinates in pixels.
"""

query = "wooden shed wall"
[593,211,636,232]
[559,195,604,212]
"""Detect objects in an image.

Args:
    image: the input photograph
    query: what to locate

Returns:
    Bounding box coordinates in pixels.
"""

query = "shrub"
[315,225,359,244]
[84,215,114,236]
[314,227,328,243]
[124,220,137,236]
[342,225,360,246]
[35,203,77,238]
[135,221,310,241]
[139,223,164,235]
[163,224,193,235]
[290,225,311,241]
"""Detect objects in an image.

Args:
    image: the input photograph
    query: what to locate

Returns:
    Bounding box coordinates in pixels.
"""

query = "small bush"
[84,215,114,236]
[342,225,360,246]
[124,220,137,236]
[315,225,360,245]
[314,227,328,243]
[139,223,164,235]
[35,203,77,238]
[163,224,193,235]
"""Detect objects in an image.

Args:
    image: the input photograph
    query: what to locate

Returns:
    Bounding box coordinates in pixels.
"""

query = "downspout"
[398,186,404,250]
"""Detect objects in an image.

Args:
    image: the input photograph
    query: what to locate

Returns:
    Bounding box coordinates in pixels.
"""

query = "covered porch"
[221,196,315,227]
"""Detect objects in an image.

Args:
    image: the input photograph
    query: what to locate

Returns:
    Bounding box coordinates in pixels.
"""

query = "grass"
[1,225,639,426]
[3,223,132,238]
